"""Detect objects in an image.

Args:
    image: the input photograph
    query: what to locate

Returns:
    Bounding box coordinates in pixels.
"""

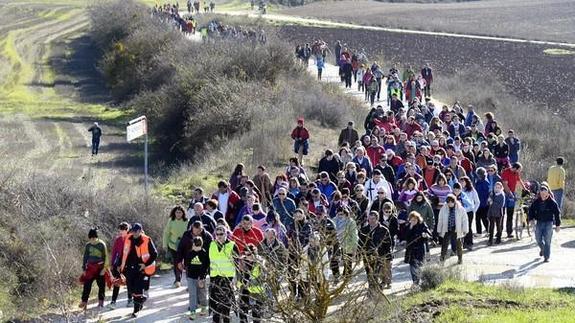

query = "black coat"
[359,223,392,260]
[404,222,431,263]
[318,156,343,182]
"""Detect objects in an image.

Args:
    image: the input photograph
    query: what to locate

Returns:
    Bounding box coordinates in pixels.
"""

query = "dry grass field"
[280,0,575,43]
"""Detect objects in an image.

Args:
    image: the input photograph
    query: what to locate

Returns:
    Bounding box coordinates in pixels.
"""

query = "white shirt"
[218,192,229,215]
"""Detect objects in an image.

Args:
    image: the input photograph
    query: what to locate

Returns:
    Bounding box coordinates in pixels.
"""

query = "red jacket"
[366,145,386,166]
[291,126,310,141]
[110,234,126,267]
[232,227,264,254]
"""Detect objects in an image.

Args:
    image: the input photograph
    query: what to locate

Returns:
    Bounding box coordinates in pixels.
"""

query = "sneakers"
[107,302,116,310]
[189,312,196,320]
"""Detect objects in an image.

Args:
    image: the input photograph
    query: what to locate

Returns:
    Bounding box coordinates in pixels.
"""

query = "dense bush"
[90,0,362,164]
[0,170,167,318]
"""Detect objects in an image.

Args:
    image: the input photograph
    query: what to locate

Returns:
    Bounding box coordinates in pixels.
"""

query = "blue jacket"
[352,156,373,178]
[475,178,490,208]
[272,197,297,227]
[528,197,561,225]
[316,180,338,202]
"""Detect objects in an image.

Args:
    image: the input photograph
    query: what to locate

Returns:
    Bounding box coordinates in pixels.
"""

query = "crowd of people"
[80,37,566,321]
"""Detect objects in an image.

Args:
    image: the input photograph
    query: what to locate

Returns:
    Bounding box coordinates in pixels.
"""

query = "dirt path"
[219,9,575,48]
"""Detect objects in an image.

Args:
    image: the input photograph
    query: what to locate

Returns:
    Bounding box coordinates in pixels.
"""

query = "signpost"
[127,116,149,199]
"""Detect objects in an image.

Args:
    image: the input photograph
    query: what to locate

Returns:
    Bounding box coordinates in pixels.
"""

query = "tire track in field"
[18,115,52,166]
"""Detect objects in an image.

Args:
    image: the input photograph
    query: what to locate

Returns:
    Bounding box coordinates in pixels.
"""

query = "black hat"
[131,223,143,232]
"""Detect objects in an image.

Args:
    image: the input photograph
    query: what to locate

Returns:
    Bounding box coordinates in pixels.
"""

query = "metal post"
[144,132,149,213]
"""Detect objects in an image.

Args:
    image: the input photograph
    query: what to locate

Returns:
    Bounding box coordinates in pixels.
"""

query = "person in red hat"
[291,117,310,166]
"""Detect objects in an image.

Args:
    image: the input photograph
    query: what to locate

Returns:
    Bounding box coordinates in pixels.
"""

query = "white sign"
[127,116,147,142]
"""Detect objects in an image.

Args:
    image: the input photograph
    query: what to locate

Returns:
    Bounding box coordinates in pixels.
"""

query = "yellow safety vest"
[209,241,235,278]
[247,264,263,294]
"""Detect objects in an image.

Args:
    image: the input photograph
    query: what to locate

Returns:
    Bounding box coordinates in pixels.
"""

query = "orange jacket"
[120,233,156,276]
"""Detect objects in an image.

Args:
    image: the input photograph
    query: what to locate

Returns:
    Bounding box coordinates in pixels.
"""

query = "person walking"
[528,185,561,262]
[88,122,102,156]
[421,64,433,98]
[334,207,358,278]
[181,235,209,319]
[232,215,264,254]
[162,205,188,288]
[316,54,325,80]
[437,194,468,264]
[120,223,158,318]
[108,222,131,309]
[291,117,310,166]
[238,244,265,323]
[209,225,239,323]
[404,211,431,289]
[487,182,506,245]
[79,228,108,311]
[359,211,392,297]
[547,157,566,211]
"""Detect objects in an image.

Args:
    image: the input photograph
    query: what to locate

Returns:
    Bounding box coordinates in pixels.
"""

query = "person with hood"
[437,195,468,264]
[209,225,239,323]
[88,122,102,156]
[79,228,108,311]
[108,222,131,309]
[528,185,561,262]
[404,211,431,288]
[487,182,506,245]
[120,223,158,318]
[162,205,188,288]
[291,117,310,166]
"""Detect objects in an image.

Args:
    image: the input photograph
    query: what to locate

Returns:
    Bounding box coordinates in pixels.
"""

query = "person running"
[528,185,561,262]
[291,117,310,166]
[88,122,102,156]
[404,211,431,289]
[437,194,468,264]
[182,235,209,319]
[108,222,131,309]
[79,228,108,311]
[120,223,158,318]
[209,225,239,323]
[162,205,188,288]
[547,157,566,212]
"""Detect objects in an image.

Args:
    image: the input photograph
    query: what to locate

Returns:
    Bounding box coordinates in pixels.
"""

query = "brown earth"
[280,0,575,44]
[277,24,575,110]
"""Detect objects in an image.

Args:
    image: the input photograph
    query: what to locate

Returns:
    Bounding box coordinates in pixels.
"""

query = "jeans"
[92,137,100,155]
[187,277,207,312]
[535,221,554,260]
[409,259,423,285]
[552,189,564,211]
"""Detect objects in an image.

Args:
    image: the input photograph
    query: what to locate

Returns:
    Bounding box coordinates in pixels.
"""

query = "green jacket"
[408,200,435,228]
[162,219,188,251]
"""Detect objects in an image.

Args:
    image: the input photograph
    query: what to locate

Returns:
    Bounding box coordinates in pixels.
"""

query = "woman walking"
[79,228,108,310]
[162,205,188,288]
[404,211,431,289]
[437,194,468,264]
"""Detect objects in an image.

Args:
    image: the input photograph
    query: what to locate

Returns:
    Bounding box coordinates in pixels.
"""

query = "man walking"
[88,122,102,156]
[528,186,561,262]
[120,223,158,318]
[547,157,566,211]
